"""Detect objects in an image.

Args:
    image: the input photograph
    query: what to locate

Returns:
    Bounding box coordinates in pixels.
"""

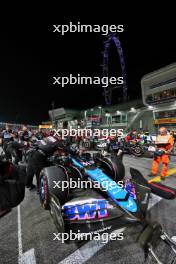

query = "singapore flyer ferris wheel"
[102,34,128,106]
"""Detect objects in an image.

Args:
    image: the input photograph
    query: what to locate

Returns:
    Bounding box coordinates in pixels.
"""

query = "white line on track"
[58,228,125,264]
[17,205,36,264]
[17,205,23,264]
[22,248,36,264]
[58,193,162,264]
[148,193,162,209]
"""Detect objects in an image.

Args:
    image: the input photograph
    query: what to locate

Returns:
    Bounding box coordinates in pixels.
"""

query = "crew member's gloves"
[154,149,165,157]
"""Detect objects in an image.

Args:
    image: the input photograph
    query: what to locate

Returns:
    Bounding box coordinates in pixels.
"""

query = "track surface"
[0,155,176,264]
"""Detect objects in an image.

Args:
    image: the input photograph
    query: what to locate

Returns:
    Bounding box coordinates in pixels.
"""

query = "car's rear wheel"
[131,145,144,157]
[95,154,125,182]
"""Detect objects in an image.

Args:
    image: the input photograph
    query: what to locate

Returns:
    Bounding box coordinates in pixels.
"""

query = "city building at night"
[142,63,176,131]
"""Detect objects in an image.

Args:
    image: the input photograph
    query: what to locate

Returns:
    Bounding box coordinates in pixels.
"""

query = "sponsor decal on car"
[63,199,112,220]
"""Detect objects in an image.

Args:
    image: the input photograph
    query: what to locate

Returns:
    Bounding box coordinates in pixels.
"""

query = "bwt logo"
[63,199,111,220]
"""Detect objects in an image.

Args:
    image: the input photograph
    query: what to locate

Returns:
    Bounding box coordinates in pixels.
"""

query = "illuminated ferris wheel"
[102,34,128,105]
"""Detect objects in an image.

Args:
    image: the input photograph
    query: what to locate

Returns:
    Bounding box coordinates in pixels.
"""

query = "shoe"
[160,176,165,181]
[148,173,156,177]
[29,184,36,190]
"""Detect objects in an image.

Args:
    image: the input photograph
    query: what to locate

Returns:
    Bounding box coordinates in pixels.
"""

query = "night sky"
[1,14,176,125]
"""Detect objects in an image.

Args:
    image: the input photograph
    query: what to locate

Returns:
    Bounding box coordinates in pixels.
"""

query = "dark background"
[1,15,176,124]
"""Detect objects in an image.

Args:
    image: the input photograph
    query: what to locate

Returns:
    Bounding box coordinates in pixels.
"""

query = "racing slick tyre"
[82,140,91,150]
[39,166,69,210]
[95,154,125,182]
[130,145,144,157]
[49,194,65,233]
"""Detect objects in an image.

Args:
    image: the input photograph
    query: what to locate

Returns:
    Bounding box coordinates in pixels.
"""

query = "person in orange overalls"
[150,127,174,180]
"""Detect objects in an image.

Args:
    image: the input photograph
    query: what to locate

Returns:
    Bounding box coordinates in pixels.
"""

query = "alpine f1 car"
[39,149,176,264]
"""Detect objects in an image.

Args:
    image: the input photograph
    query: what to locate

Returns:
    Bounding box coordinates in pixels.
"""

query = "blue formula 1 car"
[39,150,176,264]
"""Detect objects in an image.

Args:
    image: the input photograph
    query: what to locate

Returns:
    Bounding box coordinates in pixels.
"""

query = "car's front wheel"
[39,166,69,210]
[50,194,65,233]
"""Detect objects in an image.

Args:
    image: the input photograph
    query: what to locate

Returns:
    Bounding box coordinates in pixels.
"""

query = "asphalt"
[0,154,176,264]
